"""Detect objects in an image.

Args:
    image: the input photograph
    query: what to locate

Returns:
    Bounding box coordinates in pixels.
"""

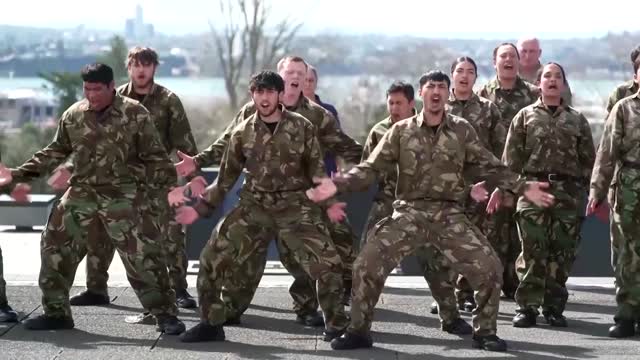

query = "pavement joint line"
[0,304,41,337]
[51,349,63,360]
[150,333,162,350]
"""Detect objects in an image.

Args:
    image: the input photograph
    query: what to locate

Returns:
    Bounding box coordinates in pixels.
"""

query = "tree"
[39,71,82,116]
[210,0,302,109]
[99,35,129,83]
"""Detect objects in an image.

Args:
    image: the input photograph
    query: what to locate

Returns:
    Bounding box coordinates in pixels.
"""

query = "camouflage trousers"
[83,188,189,296]
[513,206,581,315]
[220,208,355,318]
[40,185,177,318]
[350,201,503,336]
[0,245,6,307]
[486,194,521,298]
[456,201,493,305]
[610,169,640,322]
[198,194,349,331]
[363,198,460,324]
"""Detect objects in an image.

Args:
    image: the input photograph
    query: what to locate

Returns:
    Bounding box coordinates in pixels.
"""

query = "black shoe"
[156,315,186,335]
[223,315,241,326]
[330,331,374,350]
[0,305,18,323]
[472,334,508,352]
[176,289,197,309]
[430,301,438,314]
[543,313,568,327]
[636,321,640,334]
[69,291,110,306]
[179,322,225,343]
[323,328,346,342]
[462,299,476,312]
[609,320,635,338]
[295,311,325,327]
[442,318,473,335]
[512,311,537,328]
[24,314,74,330]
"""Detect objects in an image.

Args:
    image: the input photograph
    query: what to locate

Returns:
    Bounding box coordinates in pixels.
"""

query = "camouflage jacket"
[605,80,639,115]
[478,76,540,127]
[117,82,198,157]
[195,107,328,216]
[590,93,640,202]
[193,95,362,168]
[447,92,506,158]
[362,116,396,202]
[503,99,595,206]
[10,93,176,189]
[336,111,524,203]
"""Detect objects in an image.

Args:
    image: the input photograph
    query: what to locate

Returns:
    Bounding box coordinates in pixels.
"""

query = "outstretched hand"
[523,181,555,208]
[175,206,199,225]
[470,181,489,203]
[306,177,337,202]
[168,186,189,207]
[11,183,31,203]
[188,176,208,197]
[0,163,12,187]
[175,150,197,177]
[327,202,347,223]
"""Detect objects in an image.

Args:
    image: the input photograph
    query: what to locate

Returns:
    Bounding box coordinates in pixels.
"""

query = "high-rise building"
[124,4,154,39]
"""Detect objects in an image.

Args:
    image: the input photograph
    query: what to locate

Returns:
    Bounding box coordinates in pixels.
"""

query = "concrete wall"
[186,169,613,276]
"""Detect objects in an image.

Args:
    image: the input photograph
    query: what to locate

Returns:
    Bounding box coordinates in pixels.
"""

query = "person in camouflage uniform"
[478,43,540,299]
[173,71,349,343]
[1,64,185,334]
[443,56,507,313]
[517,37,572,105]
[0,156,19,323]
[604,45,640,115]
[588,55,640,338]
[176,56,362,326]
[362,81,472,335]
[308,71,555,352]
[502,63,595,328]
[69,47,200,314]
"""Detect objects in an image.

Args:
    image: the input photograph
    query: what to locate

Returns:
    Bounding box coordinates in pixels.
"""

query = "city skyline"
[1,0,639,39]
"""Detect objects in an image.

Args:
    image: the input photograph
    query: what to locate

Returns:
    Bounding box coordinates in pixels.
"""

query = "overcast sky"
[1,0,638,39]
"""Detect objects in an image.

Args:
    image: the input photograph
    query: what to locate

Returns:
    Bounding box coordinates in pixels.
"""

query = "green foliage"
[98,35,129,83]
[39,71,82,116]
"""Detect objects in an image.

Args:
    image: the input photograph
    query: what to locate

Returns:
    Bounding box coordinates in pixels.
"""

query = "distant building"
[0,89,58,129]
[124,4,154,40]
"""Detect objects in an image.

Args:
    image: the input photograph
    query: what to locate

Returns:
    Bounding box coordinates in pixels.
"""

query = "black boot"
[156,315,186,335]
[442,318,473,335]
[512,309,537,328]
[0,304,18,323]
[24,314,74,330]
[180,322,226,343]
[176,289,197,309]
[608,320,635,338]
[462,298,476,312]
[323,327,346,342]
[472,334,508,352]
[69,290,110,306]
[543,311,568,327]
[295,311,324,327]
[330,331,374,350]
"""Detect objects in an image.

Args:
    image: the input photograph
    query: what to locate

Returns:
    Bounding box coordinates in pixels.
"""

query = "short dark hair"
[492,42,520,60]
[630,45,640,63]
[633,56,640,75]
[127,46,159,66]
[81,63,114,85]
[419,70,451,89]
[249,70,285,93]
[386,81,414,102]
[450,56,478,74]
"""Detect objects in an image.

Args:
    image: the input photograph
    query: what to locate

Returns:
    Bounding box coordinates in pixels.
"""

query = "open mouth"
[290,81,300,89]
[503,64,514,70]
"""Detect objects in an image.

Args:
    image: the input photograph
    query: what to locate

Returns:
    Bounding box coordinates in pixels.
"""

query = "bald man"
[517,37,572,105]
